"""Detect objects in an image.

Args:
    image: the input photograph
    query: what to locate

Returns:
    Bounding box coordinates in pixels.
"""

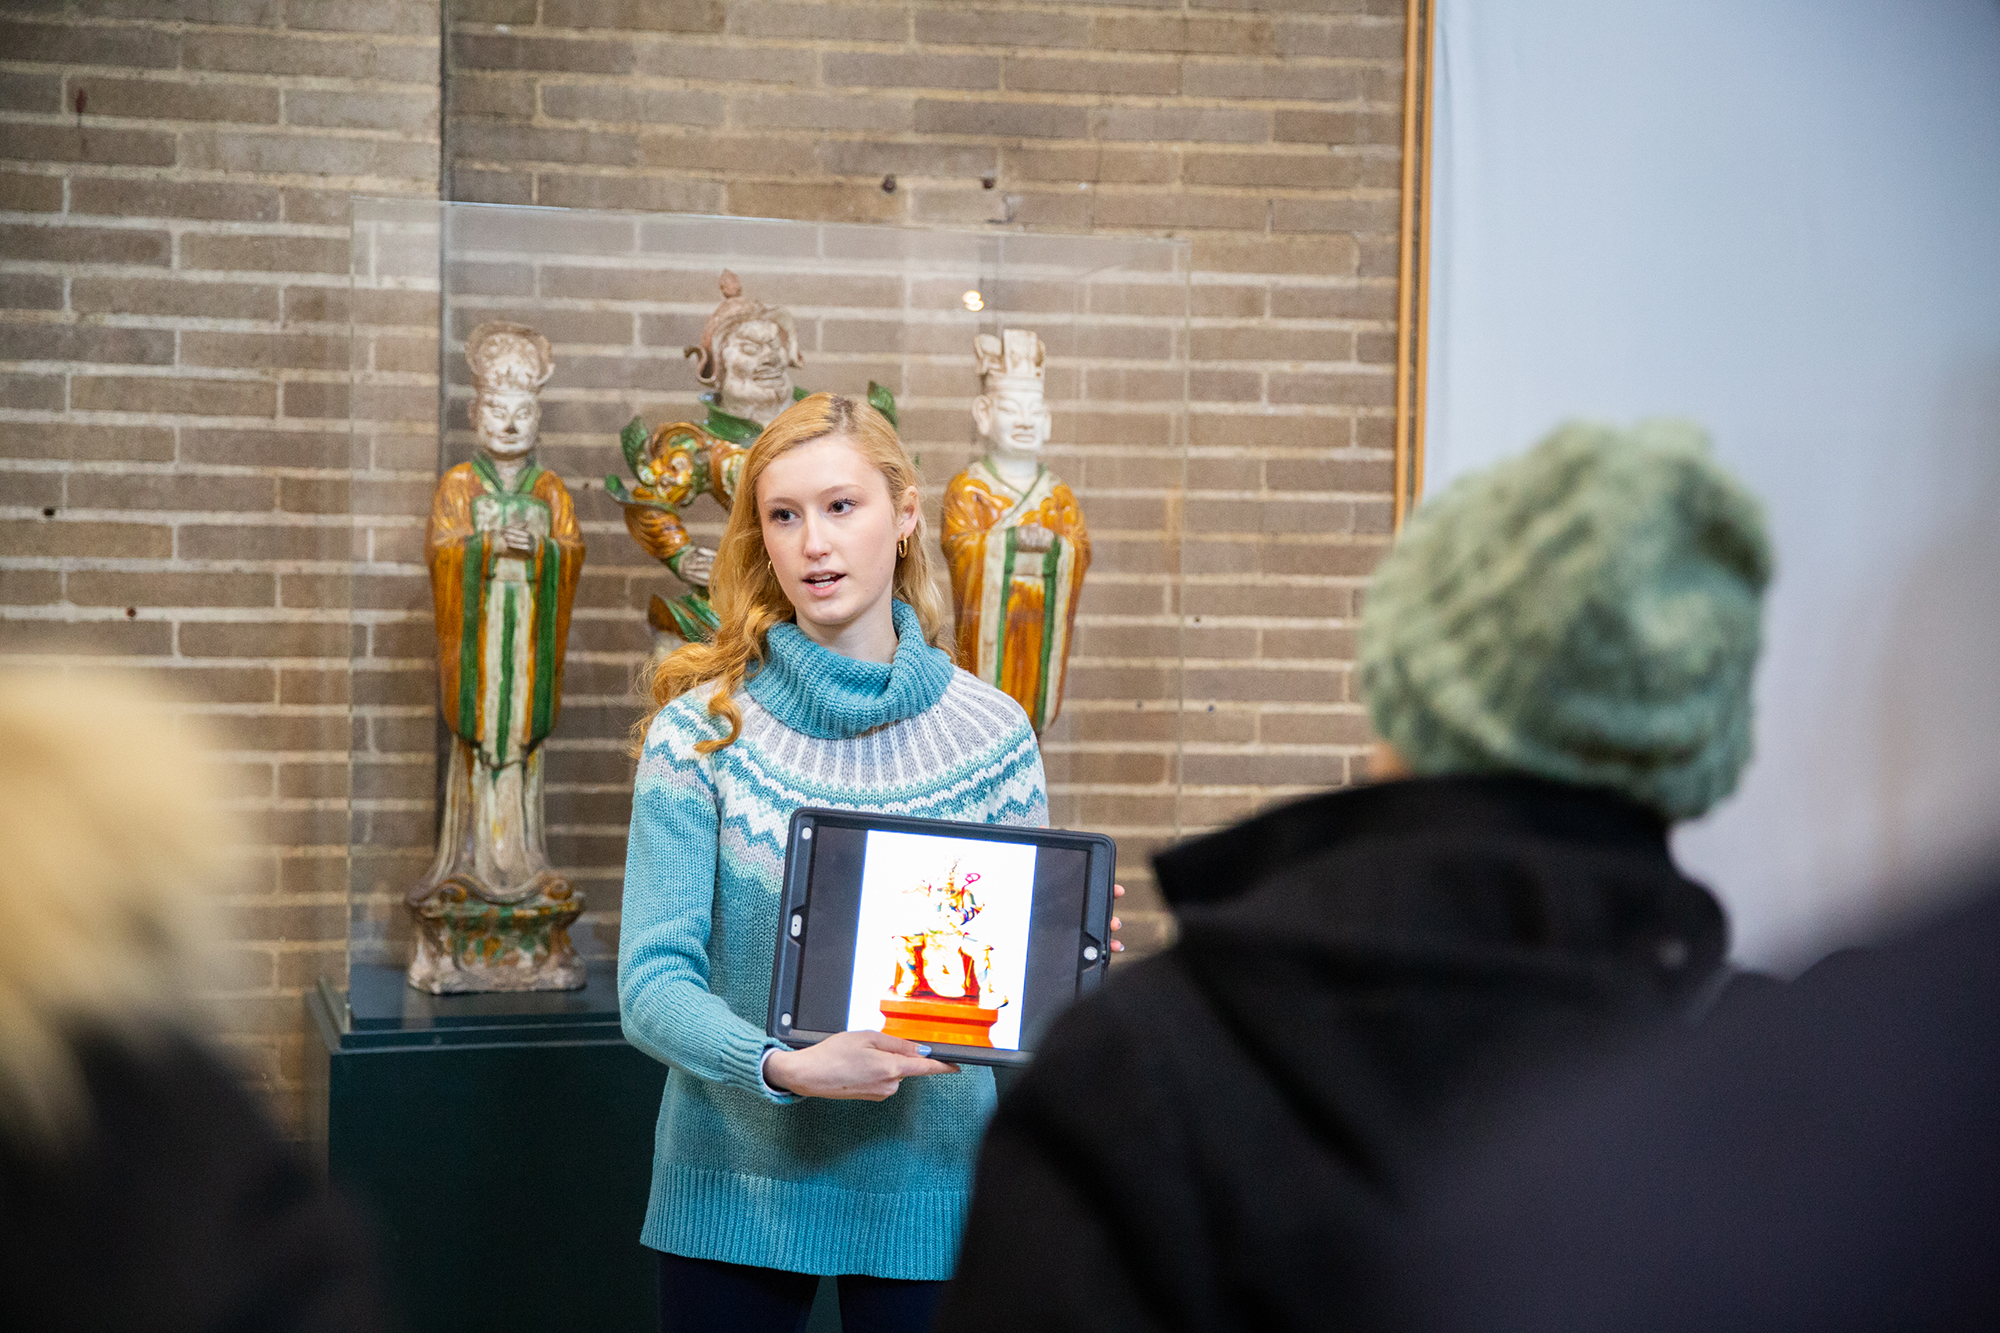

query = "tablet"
[767,808,1117,1068]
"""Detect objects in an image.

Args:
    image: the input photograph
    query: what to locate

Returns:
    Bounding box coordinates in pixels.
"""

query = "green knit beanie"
[1359,420,1773,821]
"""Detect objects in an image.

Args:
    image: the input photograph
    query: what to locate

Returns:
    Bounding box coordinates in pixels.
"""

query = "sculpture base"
[407,880,586,994]
[879,996,999,1047]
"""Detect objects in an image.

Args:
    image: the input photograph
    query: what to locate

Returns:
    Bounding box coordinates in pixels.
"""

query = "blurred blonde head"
[0,672,236,1146]
[638,392,954,754]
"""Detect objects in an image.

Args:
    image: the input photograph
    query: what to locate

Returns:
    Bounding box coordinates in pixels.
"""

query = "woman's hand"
[764,1030,960,1101]
[1110,883,1126,953]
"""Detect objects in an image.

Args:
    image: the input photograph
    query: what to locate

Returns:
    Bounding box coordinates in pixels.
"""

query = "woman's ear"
[898,484,921,538]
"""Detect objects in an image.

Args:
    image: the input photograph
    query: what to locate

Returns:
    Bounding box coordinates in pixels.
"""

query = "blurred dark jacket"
[937,774,1729,1333]
[1400,873,2000,1333]
[0,1029,386,1333]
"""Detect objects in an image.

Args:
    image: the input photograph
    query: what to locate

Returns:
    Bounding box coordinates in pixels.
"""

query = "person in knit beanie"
[1361,418,1772,820]
[940,418,1774,1333]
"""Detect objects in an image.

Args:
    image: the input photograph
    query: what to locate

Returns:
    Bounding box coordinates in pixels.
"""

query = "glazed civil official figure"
[941,330,1090,735]
[407,321,587,993]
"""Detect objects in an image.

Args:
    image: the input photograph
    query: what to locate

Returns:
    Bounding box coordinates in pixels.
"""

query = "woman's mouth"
[802,571,844,596]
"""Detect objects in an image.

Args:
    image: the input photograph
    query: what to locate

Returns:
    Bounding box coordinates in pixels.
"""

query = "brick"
[182,331,348,373]
[0,616,174,655]
[1193,233,1359,274]
[449,32,636,74]
[826,51,1000,92]
[727,181,900,224]
[1,221,172,267]
[1183,58,1363,102]
[179,428,347,470]
[71,375,278,418]
[179,619,352,661]
[1272,195,1401,234]
[284,87,437,136]
[279,188,359,227]
[738,92,915,134]
[1090,14,1277,56]
[0,19,181,69]
[814,140,998,181]
[1184,149,1359,189]
[70,76,282,125]
[0,124,177,167]
[69,177,283,223]
[75,0,284,22]
[1268,369,1394,406]
[0,567,60,604]
[1004,54,1179,96]
[1275,107,1402,146]
[0,469,62,510]
[914,8,1089,49]
[1193,325,1353,363]
[542,0,724,30]
[1004,145,1177,185]
[73,276,280,321]
[0,324,175,366]
[0,421,174,462]
[448,167,534,204]
[179,130,439,181]
[0,71,62,113]
[0,273,62,311]
[0,517,172,559]
[184,31,397,80]
[69,569,277,608]
[914,99,1086,140]
[179,233,350,275]
[285,0,436,34]
[632,41,816,84]
[447,72,536,119]
[0,171,63,213]
[1269,281,1396,321]
[1089,191,1268,230]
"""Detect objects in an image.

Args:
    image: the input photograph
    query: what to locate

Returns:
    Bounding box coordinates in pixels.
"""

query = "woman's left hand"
[1110,883,1126,953]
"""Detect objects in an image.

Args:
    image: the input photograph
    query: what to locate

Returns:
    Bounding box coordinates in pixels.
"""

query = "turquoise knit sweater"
[619,601,1048,1279]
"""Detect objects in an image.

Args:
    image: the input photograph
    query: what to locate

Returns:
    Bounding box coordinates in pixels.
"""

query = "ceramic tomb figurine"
[942,329,1091,735]
[406,321,587,994]
[609,270,895,644]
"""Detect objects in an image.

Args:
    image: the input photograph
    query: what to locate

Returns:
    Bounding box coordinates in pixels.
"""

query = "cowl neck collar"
[746,600,954,739]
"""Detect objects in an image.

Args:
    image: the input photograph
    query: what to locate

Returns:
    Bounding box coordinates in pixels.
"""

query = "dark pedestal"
[306,963,666,1333]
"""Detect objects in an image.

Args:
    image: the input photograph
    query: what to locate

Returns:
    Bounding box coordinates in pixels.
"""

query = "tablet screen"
[791,825,1092,1054]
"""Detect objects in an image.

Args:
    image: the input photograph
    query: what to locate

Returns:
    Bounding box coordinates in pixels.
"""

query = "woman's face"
[757,434,918,645]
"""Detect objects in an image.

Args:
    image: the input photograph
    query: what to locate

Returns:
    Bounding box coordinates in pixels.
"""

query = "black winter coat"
[0,1030,386,1333]
[936,775,1729,1333]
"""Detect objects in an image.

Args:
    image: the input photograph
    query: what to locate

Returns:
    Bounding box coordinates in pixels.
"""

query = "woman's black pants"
[658,1252,943,1333]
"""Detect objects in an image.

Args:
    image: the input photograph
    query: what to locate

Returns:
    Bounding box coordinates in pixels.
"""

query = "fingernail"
[916,1044,932,1056]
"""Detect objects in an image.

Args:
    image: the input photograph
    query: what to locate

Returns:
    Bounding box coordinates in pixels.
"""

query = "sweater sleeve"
[618,708,797,1104]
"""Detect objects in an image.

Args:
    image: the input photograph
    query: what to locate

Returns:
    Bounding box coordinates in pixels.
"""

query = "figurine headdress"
[465,320,555,395]
[974,329,1046,392]
[686,270,802,388]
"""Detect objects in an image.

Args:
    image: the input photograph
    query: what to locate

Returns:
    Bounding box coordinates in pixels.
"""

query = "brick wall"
[0,1,442,1135]
[445,0,1404,944]
[2,0,1403,1135]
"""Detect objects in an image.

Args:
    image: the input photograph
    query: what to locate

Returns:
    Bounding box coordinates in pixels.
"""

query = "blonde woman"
[620,393,1117,1332]
[0,673,384,1330]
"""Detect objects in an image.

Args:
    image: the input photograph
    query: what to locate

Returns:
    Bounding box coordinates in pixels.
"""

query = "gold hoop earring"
[896,536,909,559]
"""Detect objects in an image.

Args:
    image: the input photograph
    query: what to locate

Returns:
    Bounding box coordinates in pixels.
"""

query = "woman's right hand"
[764,1030,960,1101]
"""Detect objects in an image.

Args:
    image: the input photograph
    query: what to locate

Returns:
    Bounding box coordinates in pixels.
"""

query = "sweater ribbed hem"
[640,1163,970,1280]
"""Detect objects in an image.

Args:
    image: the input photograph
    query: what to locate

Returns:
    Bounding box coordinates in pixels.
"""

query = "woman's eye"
[768,507,794,523]
[828,498,854,515]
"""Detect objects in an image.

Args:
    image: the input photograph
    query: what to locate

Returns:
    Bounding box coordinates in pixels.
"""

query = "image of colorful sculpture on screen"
[942,329,1091,735]
[847,831,1034,1050]
[406,320,587,994]
[607,270,896,645]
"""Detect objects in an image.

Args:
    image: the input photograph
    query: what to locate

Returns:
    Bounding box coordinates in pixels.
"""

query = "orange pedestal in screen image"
[879,996,1001,1048]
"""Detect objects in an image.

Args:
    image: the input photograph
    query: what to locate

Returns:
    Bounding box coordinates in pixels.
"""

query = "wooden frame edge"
[1393,0,1438,531]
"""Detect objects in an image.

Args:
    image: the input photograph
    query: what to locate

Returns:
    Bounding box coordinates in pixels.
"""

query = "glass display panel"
[344,198,1189,999]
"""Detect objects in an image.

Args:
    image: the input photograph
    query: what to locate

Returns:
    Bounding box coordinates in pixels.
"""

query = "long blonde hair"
[0,672,235,1147]
[639,392,955,754]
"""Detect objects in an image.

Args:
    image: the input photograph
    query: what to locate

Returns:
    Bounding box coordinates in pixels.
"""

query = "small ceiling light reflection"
[962,290,984,312]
